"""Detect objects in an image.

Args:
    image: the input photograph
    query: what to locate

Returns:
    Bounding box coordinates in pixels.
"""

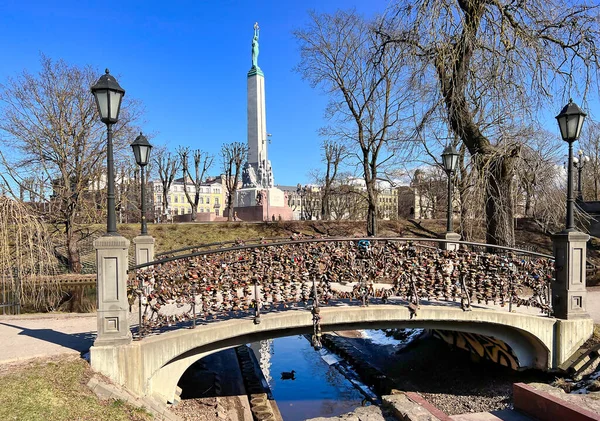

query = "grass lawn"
[0,356,152,421]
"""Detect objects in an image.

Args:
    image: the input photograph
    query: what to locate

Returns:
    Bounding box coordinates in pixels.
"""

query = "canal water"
[253,335,366,421]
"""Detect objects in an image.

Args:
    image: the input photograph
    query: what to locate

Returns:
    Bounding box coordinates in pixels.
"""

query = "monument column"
[235,23,292,221]
[246,22,271,187]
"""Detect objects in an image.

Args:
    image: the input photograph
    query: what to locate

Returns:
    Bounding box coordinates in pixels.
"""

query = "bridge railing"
[128,237,554,338]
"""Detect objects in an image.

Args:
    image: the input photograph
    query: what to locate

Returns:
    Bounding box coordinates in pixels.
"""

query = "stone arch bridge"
[89,236,593,404]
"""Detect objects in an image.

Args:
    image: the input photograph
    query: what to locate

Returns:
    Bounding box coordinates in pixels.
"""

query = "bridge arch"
[90,305,575,404]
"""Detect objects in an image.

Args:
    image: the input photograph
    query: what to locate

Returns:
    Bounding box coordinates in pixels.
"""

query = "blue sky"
[0,0,390,186]
[1,1,597,187]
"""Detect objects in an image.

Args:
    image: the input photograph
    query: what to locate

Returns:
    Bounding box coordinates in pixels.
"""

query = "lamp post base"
[552,230,590,320]
[93,235,132,347]
[133,235,155,267]
[440,232,461,251]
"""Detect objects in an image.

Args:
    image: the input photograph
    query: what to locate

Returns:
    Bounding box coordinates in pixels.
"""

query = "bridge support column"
[93,235,132,346]
[133,235,155,266]
[440,232,461,251]
[552,230,590,319]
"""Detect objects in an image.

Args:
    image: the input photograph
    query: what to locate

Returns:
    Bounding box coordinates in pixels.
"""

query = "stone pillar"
[552,230,590,319]
[133,235,155,267]
[440,232,461,251]
[93,235,132,346]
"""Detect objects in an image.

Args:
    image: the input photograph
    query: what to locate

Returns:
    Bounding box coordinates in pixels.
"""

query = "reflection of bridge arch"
[91,304,589,404]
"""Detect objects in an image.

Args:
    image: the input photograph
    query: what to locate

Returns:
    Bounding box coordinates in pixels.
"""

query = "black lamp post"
[574,150,590,201]
[131,132,153,235]
[441,145,459,233]
[556,99,586,231]
[91,69,125,235]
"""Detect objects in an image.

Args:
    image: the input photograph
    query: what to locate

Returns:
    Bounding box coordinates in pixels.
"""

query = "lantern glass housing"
[441,145,459,173]
[91,69,125,124]
[556,99,586,142]
[130,132,153,166]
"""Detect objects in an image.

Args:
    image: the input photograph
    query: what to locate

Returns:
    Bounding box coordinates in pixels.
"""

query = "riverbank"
[335,330,554,415]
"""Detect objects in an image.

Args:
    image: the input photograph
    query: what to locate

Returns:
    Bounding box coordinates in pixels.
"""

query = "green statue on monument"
[252,22,260,69]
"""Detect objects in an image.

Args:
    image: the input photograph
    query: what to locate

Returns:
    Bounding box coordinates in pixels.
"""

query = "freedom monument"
[234,23,292,221]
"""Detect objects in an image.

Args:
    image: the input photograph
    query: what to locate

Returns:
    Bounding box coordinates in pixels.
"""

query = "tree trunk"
[65,221,82,273]
[367,203,377,236]
[524,188,532,217]
[321,189,330,221]
[227,192,235,221]
[482,155,515,247]
[366,181,377,236]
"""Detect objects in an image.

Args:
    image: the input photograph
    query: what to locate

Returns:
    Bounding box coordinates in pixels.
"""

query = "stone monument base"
[232,187,293,222]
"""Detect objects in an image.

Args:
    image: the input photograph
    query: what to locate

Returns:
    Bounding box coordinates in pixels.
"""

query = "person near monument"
[252,22,260,69]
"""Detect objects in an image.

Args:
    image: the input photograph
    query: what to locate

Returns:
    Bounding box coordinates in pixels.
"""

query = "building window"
[206,197,210,204]
[215,197,219,205]
[215,209,219,216]
[199,197,204,204]
[174,196,178,203]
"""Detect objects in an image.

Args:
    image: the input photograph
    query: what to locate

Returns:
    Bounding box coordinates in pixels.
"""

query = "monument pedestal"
[93,235,132,347]
[234,187,293,221]
[552,230,590,320]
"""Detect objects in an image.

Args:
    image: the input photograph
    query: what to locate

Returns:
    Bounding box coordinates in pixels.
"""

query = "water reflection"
[256,335,364,421]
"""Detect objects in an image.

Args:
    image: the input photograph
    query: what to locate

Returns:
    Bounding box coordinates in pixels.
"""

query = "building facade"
[151,176,225,222]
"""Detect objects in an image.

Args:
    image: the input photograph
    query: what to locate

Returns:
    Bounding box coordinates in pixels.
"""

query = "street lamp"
[556,99,586,231]
[130,132,153,235]
[91,69,125,235]
[573,150,590,201]
[441,145,459,233]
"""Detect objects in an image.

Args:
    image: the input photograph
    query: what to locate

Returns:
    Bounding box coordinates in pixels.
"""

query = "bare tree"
[295,10,410,236]
[381,0,600,245]
[579,121,600,201]
[328,175,368,221]
[154,149,179,222]
[0,195,62,311]
[513,129,562,218]
[0,56,141,272]
[221,142,247,221]
[177,147,214,221]
[320,140,347,220]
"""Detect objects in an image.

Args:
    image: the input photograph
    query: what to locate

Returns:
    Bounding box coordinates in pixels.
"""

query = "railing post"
[552,231,590,319]
[137,282,144,339]
[192,284,197,329]
[254,278,261,325]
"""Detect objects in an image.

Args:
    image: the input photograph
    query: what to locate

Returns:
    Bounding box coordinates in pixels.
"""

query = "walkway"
[0,312,138,364]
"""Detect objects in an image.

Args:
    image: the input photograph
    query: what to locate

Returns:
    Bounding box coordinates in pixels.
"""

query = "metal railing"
[129,237,554,338]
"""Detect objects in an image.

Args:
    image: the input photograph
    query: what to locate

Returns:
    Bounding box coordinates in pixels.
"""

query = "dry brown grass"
[0,355,151,421]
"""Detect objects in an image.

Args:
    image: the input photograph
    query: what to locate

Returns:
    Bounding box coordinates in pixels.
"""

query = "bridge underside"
[90,305,593,404]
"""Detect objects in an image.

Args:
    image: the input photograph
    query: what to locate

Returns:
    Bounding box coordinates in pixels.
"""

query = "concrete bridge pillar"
[552,230,590,319]
[133,235,155,266]
[93,235,132,346]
